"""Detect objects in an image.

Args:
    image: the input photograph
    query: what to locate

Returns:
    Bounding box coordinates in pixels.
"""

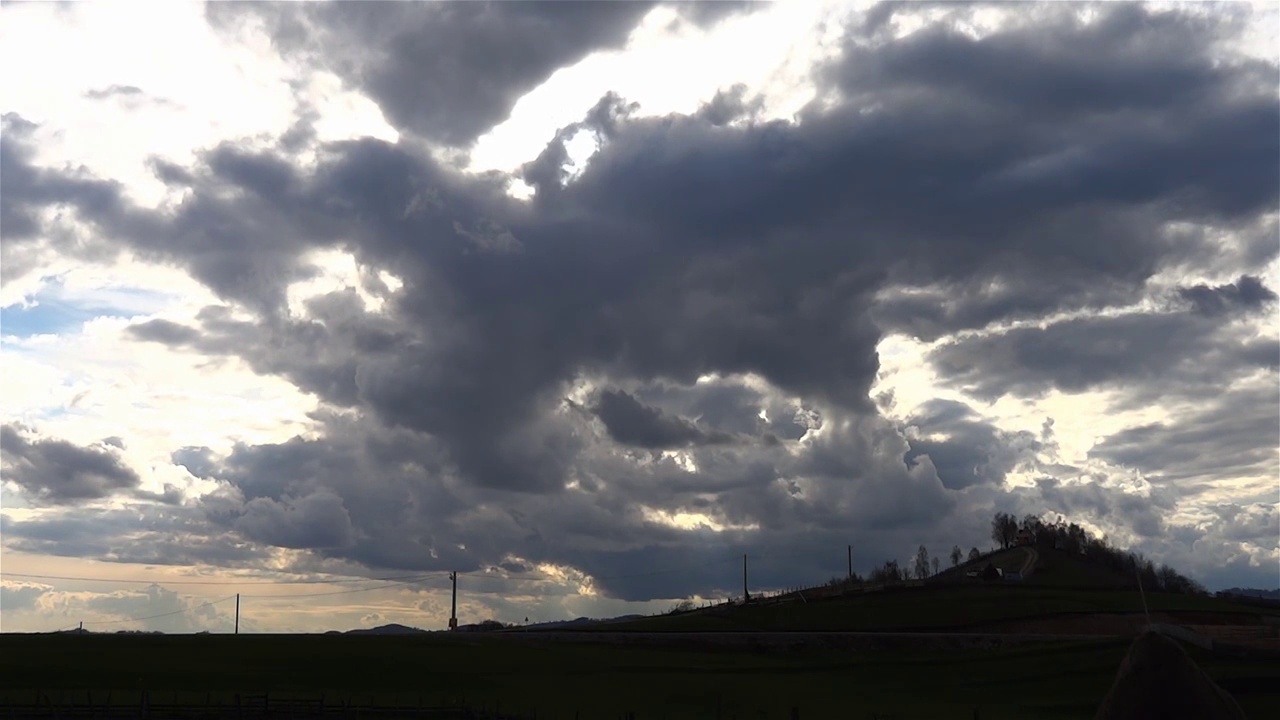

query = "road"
[1020,546,1039,577]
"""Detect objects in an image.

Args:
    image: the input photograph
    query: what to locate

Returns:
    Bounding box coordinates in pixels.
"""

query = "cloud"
[83,584,234,633]
[83,84,143,100]
[80,84,179,110]
[204,1,756,146]
[0,580,51,613]
[1178,275,1278,316]
[1,504,269,568]
[1088,379,1280,489]
[928,309,1277,403]
[233,489,356,550]
[4,3,1276,603]
[126,318,202,346]
[591,389,733,449]
[0,424,141,504]
[902,399,1042,490]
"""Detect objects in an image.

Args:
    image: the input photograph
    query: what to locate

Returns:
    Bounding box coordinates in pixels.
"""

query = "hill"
[553,546,1279,636]
[1220,588,1280,601]
[343,623,427,635]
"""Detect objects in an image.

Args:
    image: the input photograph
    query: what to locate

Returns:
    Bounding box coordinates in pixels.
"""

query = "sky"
[0,0,1277,634]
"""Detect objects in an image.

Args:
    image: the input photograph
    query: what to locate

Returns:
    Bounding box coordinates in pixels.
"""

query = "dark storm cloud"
[0,113,125,251]
[233,490,356,550]
[128,318,202,346]
[171,446,218,480]
[929,309,1277,403]
[591,389,733,449]
[1178,275,1278,316]
[0,425,140,504]
[132,483,184,506]
[902,399,1041,490]
[0,505,268,568]
[1033,477,1174,539]
[205,1,758,147]
[10,4,1278,599]
[1089,381,1280,488]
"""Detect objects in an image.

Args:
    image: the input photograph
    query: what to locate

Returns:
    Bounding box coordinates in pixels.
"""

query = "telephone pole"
[848,545,853,581]
[234,593,240,635]
[742,554,749,603]
[448,572,458,630]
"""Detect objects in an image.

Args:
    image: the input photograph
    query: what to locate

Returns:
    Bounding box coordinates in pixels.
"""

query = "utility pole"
[234,594,240,635]
[448,572,458,630]
[742,554,749,603]
[78,621,83,633]
[848,545,853,581]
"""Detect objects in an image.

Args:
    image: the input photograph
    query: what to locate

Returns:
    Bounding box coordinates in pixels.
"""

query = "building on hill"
[1015,528,1035,546]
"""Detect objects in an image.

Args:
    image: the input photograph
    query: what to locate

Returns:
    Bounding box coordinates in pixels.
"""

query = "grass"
[593,583,1278,634]
[0,633,1123,719]
[2,631,1277,719]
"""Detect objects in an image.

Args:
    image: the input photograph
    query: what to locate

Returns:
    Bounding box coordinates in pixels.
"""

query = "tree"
[931,557,940,576]
[950,545,963,567]
[991,512,1018,549]
[913,545,930,580]
[870,560,903,583]
[968,547,981,562]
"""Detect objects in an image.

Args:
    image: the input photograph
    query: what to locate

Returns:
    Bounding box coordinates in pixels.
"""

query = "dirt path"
[1020,546,1039,576]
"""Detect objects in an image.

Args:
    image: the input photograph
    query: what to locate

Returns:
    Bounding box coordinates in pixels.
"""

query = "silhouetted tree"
[950,545,963,567]
[968,547,981,563]
[931,557,940,576]
[991,512,1018,549]
[986,511,1206,595]
[870,560,903,583]
[913,545,930,580]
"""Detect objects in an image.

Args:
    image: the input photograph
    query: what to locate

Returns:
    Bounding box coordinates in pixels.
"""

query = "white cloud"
[468,0,855,178]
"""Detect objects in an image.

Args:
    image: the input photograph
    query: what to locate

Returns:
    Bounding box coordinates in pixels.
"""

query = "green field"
[2,631,1278,719]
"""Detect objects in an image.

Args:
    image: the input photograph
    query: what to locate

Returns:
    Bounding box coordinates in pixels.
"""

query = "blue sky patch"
[1,281,176,339]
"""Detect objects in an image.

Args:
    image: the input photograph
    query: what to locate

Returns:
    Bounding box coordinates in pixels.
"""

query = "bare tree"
[913,545,930,580]
[931,557,940,576]
[950,545,963,567]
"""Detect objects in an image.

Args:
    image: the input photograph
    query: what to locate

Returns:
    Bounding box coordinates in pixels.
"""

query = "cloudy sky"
[1,0,1277,633]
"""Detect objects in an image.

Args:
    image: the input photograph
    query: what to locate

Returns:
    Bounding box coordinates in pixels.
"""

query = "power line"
[9,554,751,595]
[243,575,446,599]
[46,594,240,632]
[82,595,238,626]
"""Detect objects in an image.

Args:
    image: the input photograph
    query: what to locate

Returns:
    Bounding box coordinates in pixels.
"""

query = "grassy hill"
[574,549,1278,634]
[579,585,1279,635]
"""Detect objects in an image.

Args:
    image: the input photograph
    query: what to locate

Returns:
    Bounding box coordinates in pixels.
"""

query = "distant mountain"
[344,623,428,635]
[1218,588,1280,600]
[520,614,646,630]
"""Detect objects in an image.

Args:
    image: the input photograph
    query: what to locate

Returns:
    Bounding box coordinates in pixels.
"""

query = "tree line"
[827,511,1206,595]
[989,511,1206,594]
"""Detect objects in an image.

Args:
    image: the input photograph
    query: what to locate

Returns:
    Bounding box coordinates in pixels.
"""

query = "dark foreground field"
[2,632,1279,719]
